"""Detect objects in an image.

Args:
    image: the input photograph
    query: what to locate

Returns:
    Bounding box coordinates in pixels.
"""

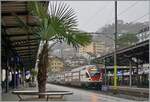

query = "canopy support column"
[129,61,132,87]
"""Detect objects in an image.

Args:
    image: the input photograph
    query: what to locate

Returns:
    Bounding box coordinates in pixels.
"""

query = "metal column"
[129,61,132,87]
[113,1,118,90]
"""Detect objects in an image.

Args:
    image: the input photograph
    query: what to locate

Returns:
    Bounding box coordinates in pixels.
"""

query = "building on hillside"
[137,26,149,42]
[79,41,108,57]
[64,56,88,69]
[51,42,78,59]
[48,56,64,73]
[94,41,106,56]
[79,42,95,55]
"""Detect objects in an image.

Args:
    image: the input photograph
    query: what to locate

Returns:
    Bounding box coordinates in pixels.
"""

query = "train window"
[86,72,89,78]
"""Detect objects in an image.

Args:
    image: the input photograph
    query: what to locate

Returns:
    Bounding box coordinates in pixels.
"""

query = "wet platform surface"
[2,83,149,102]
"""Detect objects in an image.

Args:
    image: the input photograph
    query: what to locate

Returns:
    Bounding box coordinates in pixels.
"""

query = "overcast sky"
[60,1,149,32]
[48,1,149,56]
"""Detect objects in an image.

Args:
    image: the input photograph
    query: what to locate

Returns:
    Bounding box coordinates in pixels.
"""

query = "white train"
[49,65,104,89]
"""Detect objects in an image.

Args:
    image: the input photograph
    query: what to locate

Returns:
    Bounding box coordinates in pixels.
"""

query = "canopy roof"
[93,40,149,66]
[1,1,46,68]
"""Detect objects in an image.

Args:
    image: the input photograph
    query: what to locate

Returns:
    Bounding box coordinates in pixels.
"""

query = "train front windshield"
[88,66,100,77]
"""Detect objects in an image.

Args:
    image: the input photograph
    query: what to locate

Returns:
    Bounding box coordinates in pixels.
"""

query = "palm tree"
[14,1,91,98]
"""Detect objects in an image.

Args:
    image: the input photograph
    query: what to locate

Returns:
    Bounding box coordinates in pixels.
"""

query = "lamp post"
[114,1,118,91]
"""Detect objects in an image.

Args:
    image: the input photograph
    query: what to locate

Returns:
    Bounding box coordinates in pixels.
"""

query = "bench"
[12,90,73,101]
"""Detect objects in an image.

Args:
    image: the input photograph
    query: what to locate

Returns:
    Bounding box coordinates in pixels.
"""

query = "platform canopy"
[1,1,47,68]
[92,40,149,66]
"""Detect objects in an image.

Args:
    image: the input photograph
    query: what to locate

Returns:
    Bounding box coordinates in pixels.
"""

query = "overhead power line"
[83,3,111,28]
[104,1,139,26]
[118,1,139,16]
[130,13,149,23]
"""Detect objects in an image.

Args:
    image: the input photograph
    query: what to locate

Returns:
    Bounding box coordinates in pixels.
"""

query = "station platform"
[2,83,148,102]
[108,86,149,98]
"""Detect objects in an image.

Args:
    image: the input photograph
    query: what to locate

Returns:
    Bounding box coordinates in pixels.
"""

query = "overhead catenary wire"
[83,1,136,28]
[105,1,139,25]
[82,1,142,32]
[79,1,148,40]
[85,19,149,40]
[128,13,149,31]
[83,2,112,28]
[130,13,149,23]
[118,1,139,16]
[99,2,148,36]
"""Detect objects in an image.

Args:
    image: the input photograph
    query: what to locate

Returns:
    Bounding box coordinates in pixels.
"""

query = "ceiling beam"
[10,38,39,42]
[2,11,28,16]
[3,24,39,28]
[12,40,38,45]
[11,38,39,43]
[19,53,35,56]
[16,48,38,51]
[18,50,37,53]
[17,50,37,53]
[13,43,38,48]
[6,33,34,37]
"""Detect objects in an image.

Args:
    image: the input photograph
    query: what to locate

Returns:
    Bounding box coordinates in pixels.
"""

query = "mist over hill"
[50,20,149,58]
[93,20,149,50]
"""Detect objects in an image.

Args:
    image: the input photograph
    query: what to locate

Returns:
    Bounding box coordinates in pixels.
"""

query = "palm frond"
[64,31,92,49]
[17,1,92,48]
[47,2,91,47]
[28,1,48,20]
[49,2,78,30]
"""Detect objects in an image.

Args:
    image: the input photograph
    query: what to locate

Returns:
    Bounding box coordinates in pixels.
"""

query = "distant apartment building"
[48,56,64,73]
[79,41,107,57]
[64,56,88,69]
[94,41,106,56]
[79,42,95,55]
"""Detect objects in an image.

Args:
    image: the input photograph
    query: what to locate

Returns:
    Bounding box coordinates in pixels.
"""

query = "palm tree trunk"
[37,41,49,98]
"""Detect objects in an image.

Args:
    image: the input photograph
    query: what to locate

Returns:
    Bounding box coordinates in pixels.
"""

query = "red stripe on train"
[91,74,102,81]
